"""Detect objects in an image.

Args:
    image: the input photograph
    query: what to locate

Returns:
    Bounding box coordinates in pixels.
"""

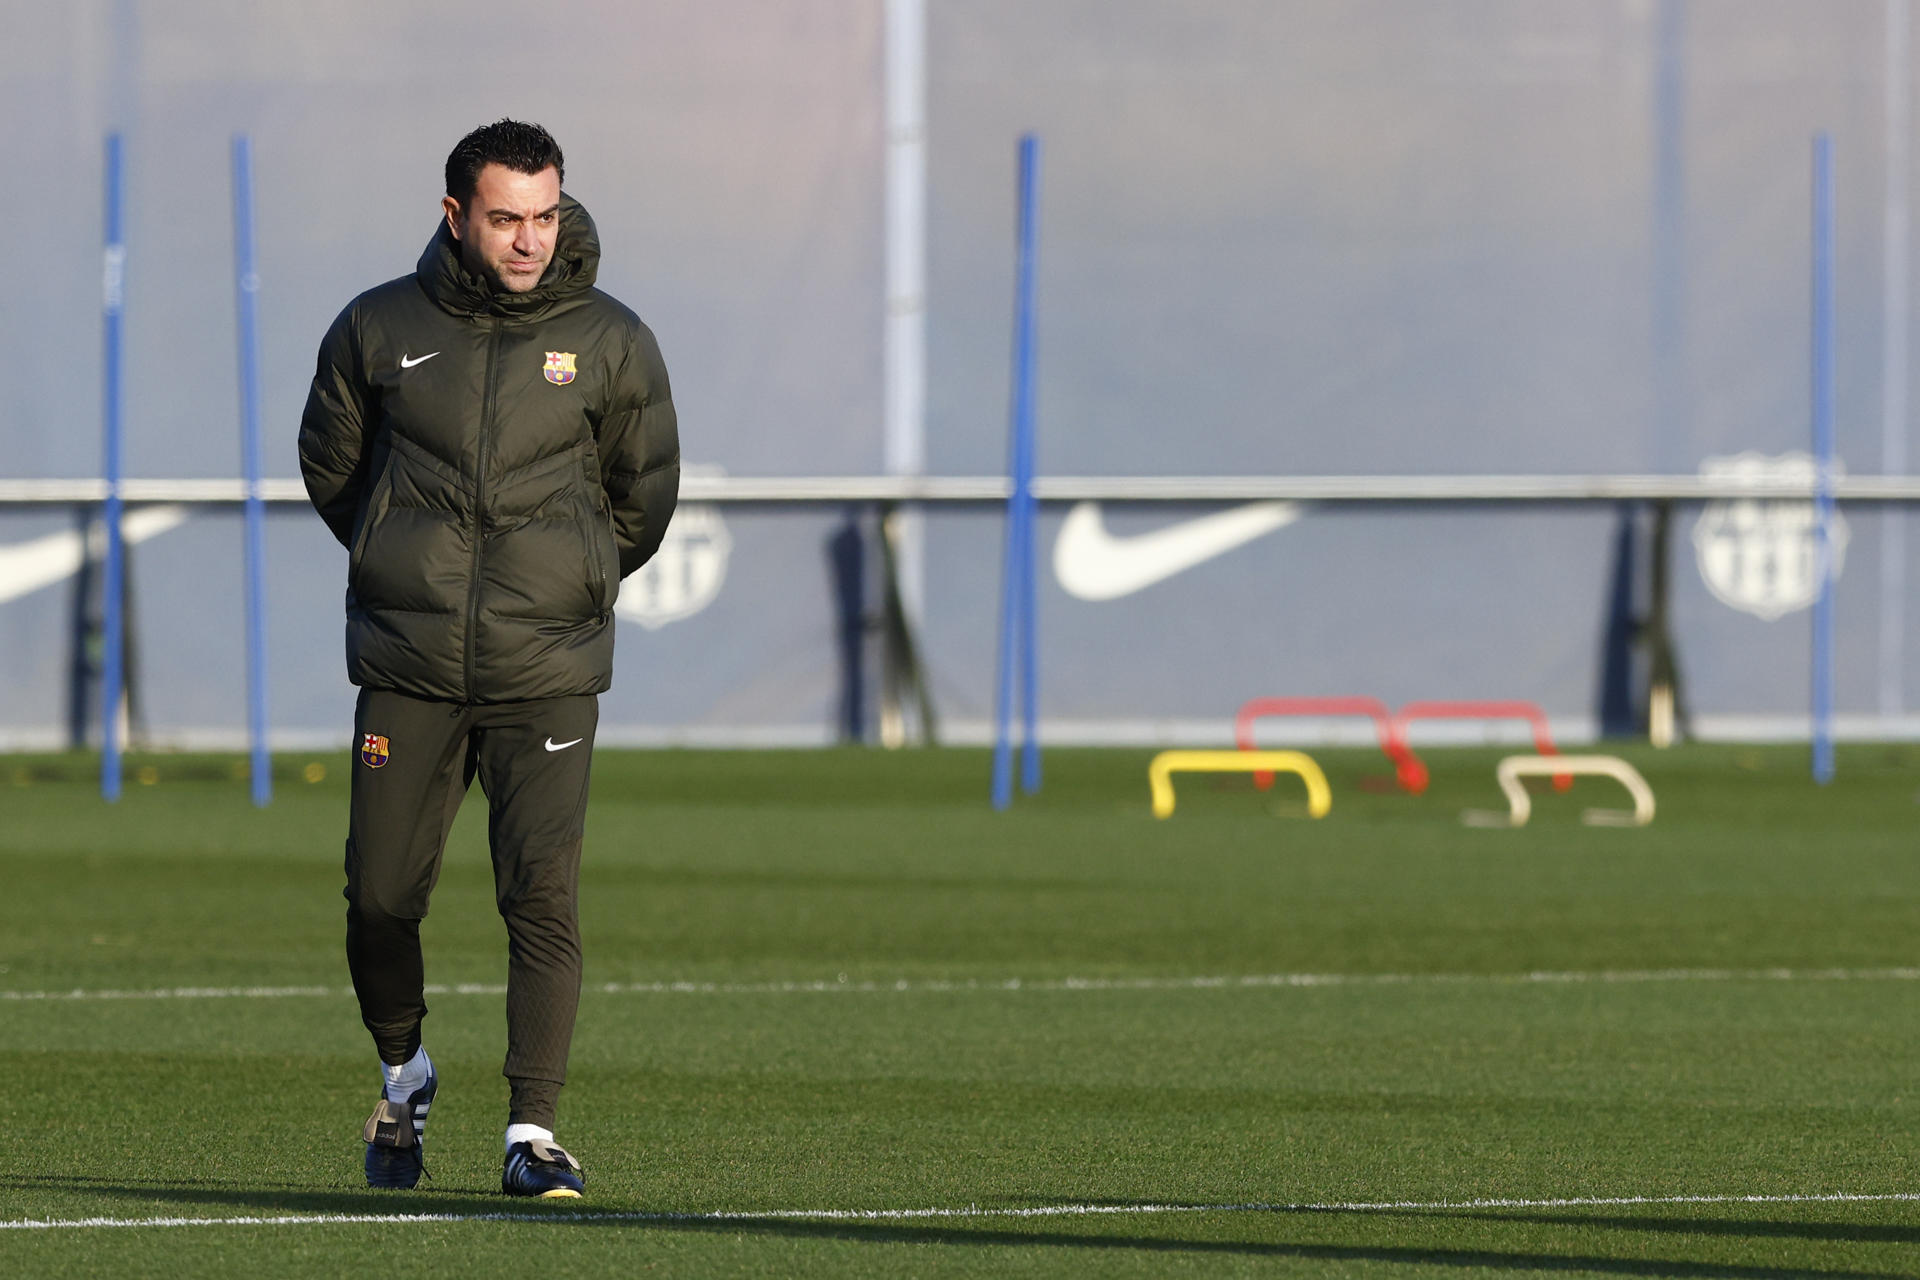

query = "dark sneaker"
[362,1068,437,1190]
[502,1139,585,1199]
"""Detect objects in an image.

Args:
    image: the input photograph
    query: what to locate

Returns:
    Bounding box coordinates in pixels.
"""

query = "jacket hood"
[416,192,601,317]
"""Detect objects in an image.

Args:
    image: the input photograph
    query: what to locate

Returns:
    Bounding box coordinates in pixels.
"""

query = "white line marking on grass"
[4,967,1920,1005]
[6,1191,1919,1232]
[0,985,341,1002]
[586,968,1920,998]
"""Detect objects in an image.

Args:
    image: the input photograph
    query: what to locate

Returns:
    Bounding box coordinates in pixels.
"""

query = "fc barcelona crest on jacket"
[543,351,577,385]
[361,733,390,768]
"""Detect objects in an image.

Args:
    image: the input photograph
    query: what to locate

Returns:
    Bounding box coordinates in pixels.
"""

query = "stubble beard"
[462,240,548,295]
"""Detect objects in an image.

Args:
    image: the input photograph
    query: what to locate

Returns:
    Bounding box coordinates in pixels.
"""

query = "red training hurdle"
[1389,700,1571,794]
[1233,697,1422,792]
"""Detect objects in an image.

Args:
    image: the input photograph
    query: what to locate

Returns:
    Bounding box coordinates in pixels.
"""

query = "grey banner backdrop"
[1,0,1915,747]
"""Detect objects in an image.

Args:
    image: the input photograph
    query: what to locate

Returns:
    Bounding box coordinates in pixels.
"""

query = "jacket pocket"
[579,449,618,612]
[350,434,461,607]
[346,453,396,592]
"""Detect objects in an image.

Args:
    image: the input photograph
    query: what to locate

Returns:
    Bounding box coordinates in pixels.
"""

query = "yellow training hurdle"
[1147,750,1332,819]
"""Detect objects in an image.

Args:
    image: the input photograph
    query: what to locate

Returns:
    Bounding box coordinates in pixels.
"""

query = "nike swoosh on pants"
[1051,500,1303,601]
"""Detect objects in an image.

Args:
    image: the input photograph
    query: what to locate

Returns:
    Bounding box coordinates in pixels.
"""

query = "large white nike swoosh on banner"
[0,505,191,605]
[1052,500,1303,601]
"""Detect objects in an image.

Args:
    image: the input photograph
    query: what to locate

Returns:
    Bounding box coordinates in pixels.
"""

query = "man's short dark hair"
[445,119,565,207]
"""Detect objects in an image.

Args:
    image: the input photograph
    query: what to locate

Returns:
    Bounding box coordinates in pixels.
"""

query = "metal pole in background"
[1881,0,1911,721]
[232,135,271,806]
[1650,0,1689,476]
[100,133,127,802]
[1812,133,1838,784]
[993,133,1042,808]
[883,0,929,750]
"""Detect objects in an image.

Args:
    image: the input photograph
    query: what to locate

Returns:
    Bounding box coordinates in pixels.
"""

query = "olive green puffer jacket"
[298,195,679,703]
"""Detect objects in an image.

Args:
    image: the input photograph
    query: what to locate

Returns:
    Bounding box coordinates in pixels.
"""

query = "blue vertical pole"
[990,481,1021,808]
[1015,135,1042,795]
[100,133,127,802]
[1812,133,1837,784]
[232,135,272,806]
[993,133,1042,808]
[1016,455,1040,795]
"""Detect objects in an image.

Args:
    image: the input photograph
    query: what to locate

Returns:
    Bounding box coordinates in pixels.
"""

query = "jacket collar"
[416,192,601,319]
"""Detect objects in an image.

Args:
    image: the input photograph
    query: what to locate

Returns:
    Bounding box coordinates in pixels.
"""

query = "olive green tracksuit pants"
[343,687,598,1130]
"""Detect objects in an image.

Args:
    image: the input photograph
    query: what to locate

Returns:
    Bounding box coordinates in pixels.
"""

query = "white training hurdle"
[1463,754,1656,828]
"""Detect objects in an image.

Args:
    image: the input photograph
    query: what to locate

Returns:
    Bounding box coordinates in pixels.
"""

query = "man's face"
[443,163,562,293]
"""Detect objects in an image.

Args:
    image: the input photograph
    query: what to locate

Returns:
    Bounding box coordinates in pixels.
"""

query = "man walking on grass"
[299,119,679,1197]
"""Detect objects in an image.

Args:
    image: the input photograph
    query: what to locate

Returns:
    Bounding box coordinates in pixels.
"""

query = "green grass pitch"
[1,743,1917,1277]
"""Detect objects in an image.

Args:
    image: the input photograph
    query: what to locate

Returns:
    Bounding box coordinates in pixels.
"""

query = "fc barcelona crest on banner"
[615,463,733,630]
[543,351,577,385]
[1692,452,1849,621]
[361,733,390,769]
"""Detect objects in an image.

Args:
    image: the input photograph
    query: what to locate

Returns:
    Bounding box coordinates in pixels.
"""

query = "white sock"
[505,1123,554,1152]
[381,1046,432,1103]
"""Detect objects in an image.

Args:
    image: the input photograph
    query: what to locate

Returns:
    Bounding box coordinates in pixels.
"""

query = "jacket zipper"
[464,317,502,702]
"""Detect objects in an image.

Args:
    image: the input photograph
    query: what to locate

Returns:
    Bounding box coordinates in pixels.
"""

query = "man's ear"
[442,195,464,241]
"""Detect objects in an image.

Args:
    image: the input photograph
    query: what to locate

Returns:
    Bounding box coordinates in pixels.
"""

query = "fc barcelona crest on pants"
[543,351,577,385]
[361,733,390,768]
